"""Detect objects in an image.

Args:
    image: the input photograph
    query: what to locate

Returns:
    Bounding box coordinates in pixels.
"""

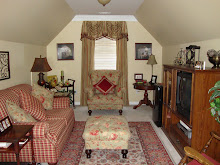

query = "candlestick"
[61,70,64,77]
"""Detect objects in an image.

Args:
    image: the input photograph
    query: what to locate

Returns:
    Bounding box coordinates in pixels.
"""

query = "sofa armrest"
[14,121,49,139]
[115,86,126,98]
[53,97,70,109]
[85,86,95,99]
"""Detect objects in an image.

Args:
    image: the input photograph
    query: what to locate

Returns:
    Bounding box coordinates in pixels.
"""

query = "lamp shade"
[147,55,157,65]
[31,56,52,72]
[98,0,111,6]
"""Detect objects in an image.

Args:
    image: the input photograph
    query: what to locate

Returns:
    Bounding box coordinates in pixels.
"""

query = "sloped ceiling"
[0,0,75,46]
[135,0,220,46]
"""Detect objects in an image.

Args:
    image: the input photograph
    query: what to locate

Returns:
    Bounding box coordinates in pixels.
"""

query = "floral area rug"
[58,121,174,165]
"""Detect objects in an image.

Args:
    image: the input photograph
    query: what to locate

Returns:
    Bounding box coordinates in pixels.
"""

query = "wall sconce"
[31,55,52,86]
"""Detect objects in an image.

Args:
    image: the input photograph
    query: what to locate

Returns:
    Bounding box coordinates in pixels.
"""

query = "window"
[94,37,116,70]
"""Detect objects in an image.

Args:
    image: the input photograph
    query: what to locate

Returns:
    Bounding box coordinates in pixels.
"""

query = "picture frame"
[135,43,152,60]
[150,75,157,84]
[134,73,143,81]
[47,75,58,87]
[0,116,12,134]
[0,51,10,81]
[57,43,74,60]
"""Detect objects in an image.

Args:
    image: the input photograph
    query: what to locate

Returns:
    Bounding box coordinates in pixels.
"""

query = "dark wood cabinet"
[162,64,220,161]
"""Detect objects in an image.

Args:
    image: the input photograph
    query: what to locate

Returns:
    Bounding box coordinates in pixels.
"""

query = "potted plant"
[208,80,220,123]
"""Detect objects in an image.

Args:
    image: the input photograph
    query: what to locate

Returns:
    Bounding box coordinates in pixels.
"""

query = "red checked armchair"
[86,70,125,116]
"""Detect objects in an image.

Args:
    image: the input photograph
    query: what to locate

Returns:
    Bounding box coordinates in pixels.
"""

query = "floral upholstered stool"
[82,115,131,159]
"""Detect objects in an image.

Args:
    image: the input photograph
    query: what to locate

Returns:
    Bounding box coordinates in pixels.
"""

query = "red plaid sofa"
[0,84,75,165]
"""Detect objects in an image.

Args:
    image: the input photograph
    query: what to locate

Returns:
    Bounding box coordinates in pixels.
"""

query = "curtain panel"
[80,21,129,106]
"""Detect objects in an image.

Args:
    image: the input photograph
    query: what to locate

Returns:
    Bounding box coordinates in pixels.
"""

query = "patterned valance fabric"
[81,21,128,41]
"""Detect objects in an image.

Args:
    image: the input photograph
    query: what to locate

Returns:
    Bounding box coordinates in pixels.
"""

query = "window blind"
[94,38,116,70]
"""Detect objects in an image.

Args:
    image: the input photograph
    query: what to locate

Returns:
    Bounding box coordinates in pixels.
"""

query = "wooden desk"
[133,83,155,109]
[0,125,35,165]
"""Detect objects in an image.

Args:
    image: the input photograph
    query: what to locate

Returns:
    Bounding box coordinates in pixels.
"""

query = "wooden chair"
[179,131,220,165]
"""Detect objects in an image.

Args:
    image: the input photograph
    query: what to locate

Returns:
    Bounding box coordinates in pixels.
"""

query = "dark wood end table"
[133,83,155,109]
[0,125,35,165]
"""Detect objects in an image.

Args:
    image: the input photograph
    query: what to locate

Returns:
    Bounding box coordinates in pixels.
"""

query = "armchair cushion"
[87,94,123,105]
[188,153,220,165]
[6,101,37,123]
[20,91,47,121]
[32,84,54,110]
[94,76,116,95]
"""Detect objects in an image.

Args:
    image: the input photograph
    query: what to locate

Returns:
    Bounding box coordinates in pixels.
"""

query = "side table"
[0,125,35,165]
[133,83,155,109]
[45,79,75,107]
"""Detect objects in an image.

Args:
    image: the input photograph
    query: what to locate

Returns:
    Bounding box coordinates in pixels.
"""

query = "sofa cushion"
[0,89,20,120]
[32,84,54,110]
[20,91,47,121]
[6,101,37,123]
[87,94,123,105]
[94,76,116,95]
[45,108,74,125]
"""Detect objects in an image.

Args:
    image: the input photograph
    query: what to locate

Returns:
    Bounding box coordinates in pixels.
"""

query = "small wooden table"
[0,125,35,165]
[133,83,155,109]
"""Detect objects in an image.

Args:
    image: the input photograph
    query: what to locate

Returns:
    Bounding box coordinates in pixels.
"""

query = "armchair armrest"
[179,146,214,165]
[53,97,70,109]
[85,86,95,99]
[15,121,49,139]
[115,86,126,98]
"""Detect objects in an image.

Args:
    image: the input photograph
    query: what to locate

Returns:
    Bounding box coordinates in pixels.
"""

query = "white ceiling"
[65,0,144,15]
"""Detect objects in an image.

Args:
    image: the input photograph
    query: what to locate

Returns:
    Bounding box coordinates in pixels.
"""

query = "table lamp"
[147,54,157,76]
[31,55,52,86]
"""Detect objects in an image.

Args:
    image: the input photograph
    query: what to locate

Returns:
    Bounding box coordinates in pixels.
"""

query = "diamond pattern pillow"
[19,91,47,121]
[6,100,37,123]
[32,84,54,110]
[93,76,116,95]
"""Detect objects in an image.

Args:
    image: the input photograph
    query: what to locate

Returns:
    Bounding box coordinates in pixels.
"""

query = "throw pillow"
[20,91,47,121]
[93,76,116,95]
[6,100,37,123]
[32,84,54,110]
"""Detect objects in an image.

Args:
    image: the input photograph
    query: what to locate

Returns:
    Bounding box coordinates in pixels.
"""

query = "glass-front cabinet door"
[162,68,173,129]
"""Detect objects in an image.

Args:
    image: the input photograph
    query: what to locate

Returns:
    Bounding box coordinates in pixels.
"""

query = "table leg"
[133,90,154,109]
[14,142,20,165]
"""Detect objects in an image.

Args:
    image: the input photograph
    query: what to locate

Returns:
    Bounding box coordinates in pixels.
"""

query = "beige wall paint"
[0,40,46,90]
[47,21,162,104]
[163,38,220,68]
[135,0,220,46]
[0,0,75,46]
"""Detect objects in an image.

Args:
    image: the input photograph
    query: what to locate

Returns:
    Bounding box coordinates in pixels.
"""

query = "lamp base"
[38,72,45,86]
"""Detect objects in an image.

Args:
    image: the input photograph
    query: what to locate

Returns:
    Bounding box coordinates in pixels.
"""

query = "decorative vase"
[207,49,220,69]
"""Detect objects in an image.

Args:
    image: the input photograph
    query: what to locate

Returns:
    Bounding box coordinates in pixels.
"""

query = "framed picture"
[57,43,74,60]
[135,43,152,60]
[134,73,143,81]
[47,75,58,87]
[0,51,10,81]
[0,116,12,134]
[150,75,157,84]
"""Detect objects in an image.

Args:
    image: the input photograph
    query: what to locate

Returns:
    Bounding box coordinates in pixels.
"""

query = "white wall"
[163,38,220,68]
[0,40,46,90]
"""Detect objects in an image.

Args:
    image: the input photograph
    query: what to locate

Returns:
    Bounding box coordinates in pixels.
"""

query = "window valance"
[81,21,128,41]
